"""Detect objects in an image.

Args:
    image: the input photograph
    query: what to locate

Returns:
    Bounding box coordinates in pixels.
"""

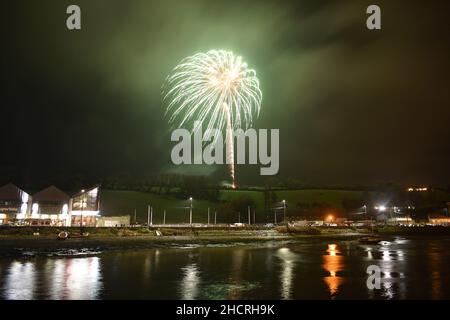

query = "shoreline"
[2,225,449,259]
[0,231,365,258]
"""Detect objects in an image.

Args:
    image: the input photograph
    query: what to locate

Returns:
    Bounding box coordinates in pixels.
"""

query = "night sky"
[1,0,450,187]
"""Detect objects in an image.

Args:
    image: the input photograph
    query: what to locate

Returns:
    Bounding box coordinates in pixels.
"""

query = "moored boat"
[359,235,382,244]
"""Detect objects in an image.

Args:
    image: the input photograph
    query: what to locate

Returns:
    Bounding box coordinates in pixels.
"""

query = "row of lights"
[407,187,428,192]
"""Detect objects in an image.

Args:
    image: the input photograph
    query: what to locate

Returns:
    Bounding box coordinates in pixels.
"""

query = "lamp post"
[189,197,193,225]
[80,192,86,234]
[282,200,287,223]
[80,200,83,233]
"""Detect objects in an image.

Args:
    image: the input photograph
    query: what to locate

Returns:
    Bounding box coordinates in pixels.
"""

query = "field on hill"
[100,190,220,224]
[218,190,265,210]
[275,189,365,212]
[100,189,381,223]
[101,190,272,224]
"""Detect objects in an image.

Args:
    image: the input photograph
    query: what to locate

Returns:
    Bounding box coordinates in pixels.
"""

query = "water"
[1,236,450,300]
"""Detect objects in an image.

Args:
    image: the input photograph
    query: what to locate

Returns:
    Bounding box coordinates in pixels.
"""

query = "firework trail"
[163,50,262,188]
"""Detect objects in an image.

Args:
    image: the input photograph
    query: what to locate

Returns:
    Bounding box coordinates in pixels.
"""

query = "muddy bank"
[0,230,365,258]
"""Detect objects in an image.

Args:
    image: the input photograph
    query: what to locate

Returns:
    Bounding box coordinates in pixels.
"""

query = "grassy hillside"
[100,190,218,224]
[275,189,365,211]
[99,188,450,223]
[100,189,367,223]
[218,190,265,210]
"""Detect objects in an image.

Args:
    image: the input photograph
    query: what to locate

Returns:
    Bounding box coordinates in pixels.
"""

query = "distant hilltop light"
[407,187,428,192]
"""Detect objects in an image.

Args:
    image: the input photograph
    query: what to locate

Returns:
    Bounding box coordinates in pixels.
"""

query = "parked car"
[192,223,207,227]
[230,223,246,227]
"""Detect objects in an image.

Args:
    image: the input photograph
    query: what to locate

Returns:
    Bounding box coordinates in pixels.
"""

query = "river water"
[1,236,449,299]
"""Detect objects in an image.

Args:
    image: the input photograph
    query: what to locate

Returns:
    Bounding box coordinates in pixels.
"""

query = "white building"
[0,183,32,225]
[30,185,71,226]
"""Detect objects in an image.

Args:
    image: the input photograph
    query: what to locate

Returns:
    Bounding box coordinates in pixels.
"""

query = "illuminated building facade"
[0,184,101,226]
[30,186,71,226]
[0,183,32,225]
[70,185,101,227]
[428,213,450,225]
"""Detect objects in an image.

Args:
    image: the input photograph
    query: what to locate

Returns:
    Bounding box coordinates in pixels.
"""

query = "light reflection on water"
[276,247,298,300]
[0,237,450,300]
[322,244,345,298]
[2,257,101,300]
[427,242,442,299]
[378,241,407,299]
[4,261,36,299]
[48,257,102,300]
[228,248,245,299]
[179,263,200,300]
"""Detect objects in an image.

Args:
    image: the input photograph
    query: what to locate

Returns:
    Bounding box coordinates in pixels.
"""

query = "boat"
[57,231,69,240]
[359,235,382,244]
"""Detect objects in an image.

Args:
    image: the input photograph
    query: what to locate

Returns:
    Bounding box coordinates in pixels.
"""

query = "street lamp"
[282,200,287,223]
[189,197,193,225]
[327,215,334,224]
[80,192,86,234]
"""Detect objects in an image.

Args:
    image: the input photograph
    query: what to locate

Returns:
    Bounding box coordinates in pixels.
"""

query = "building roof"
[32,185,70,203]
[0,183,29,202]
[71,184,101,198]
[428,213,450,219]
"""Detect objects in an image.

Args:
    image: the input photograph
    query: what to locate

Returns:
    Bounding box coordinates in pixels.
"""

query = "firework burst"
[163,49,262,187]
